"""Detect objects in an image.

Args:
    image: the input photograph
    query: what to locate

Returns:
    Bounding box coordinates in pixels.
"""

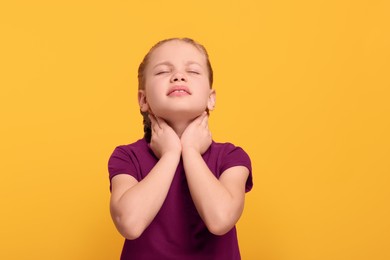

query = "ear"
[138,90,149,112]
[207,89,216,111]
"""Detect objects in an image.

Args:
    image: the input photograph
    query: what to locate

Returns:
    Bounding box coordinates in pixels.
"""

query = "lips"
[167,85,191,96]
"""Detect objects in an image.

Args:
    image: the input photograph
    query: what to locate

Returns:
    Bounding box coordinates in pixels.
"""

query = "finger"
[148,113,155,126]
[149,115,156,135]
[192,111,206,126]
[156,116,168,128]
[149,114,161,131]
[154,115,162,129]
[200,112,209,127]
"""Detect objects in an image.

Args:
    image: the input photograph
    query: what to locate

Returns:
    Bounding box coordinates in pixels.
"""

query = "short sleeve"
[108,146,139,184]
[220,145,253,192]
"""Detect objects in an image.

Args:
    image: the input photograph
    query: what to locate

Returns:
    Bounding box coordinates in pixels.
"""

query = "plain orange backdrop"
[1,0,389,259]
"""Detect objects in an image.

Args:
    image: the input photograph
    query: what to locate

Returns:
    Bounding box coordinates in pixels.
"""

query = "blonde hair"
[137,38,214,142]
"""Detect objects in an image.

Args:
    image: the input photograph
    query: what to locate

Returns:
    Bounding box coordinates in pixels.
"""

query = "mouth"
[167,86,191,96]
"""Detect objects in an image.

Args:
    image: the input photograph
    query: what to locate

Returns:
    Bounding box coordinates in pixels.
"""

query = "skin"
[110,40,249,239]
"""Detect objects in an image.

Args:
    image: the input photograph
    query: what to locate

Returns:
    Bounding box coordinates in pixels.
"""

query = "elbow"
[111,205,148,240]
[205,216,236,236]
[113,215,146,240]
[121,228,143,240]
[207,221,234,236]
[204,208,243,236]
[120,225,145,240]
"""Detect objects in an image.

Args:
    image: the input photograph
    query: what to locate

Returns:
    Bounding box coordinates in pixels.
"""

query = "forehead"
[148,40,207,66]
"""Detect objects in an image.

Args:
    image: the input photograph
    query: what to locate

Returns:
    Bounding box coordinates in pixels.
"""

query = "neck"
[166,119,191,138]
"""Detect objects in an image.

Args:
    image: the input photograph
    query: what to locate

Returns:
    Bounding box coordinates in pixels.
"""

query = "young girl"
[108,38,253,259]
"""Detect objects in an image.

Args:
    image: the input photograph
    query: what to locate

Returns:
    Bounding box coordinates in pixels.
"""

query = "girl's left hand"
[181,112,212,155]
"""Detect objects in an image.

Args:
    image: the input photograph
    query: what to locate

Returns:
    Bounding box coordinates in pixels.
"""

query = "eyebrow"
[152,61,202,69]
[152,61,172,69]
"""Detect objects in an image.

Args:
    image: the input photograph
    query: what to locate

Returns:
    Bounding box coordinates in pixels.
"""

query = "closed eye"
[188,71,200,75]
[155,71,170,75]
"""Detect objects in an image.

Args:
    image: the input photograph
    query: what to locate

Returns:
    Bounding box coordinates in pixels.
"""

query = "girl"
[108,38,253,259]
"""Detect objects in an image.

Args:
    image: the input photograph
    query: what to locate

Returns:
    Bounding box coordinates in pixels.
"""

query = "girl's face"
[139,40,215,122]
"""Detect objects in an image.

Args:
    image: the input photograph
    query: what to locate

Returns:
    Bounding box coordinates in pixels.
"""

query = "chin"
[159,109,206,122]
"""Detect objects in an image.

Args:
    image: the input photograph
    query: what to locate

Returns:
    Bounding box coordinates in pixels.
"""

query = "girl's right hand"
[149,114,181,159]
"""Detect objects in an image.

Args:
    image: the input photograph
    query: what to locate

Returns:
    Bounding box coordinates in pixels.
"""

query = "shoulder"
[205,140,252,172]
[109,138,153,161]
[113,138,149,154]
[108,138,153,178]
[209,141,250,160]
[207,140,253,192]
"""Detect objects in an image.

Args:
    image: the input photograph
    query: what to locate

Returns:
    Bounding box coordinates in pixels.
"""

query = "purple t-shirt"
[108,138,253,260]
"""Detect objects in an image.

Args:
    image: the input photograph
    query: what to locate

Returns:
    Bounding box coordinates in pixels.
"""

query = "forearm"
[182,148,244,235]
[111,151,180,239]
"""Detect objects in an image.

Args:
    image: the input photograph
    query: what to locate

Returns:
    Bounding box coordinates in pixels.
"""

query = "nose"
[170,71,187,83]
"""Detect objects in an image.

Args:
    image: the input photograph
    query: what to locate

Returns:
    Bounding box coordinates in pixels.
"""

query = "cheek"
[144,82,161,101]
[144,91,165,109]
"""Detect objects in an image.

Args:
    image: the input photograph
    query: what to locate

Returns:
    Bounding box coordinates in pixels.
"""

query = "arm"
[181,113,249,235]
[110,115,181,240]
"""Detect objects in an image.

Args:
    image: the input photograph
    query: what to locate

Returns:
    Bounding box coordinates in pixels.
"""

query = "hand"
[149,114,181,158]
[181,112,212,155]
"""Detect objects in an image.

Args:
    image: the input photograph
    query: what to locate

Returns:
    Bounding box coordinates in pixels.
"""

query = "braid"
[141,111,152,143]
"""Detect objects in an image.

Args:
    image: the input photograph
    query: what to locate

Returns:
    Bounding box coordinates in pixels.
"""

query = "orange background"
[1,0,389,259]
